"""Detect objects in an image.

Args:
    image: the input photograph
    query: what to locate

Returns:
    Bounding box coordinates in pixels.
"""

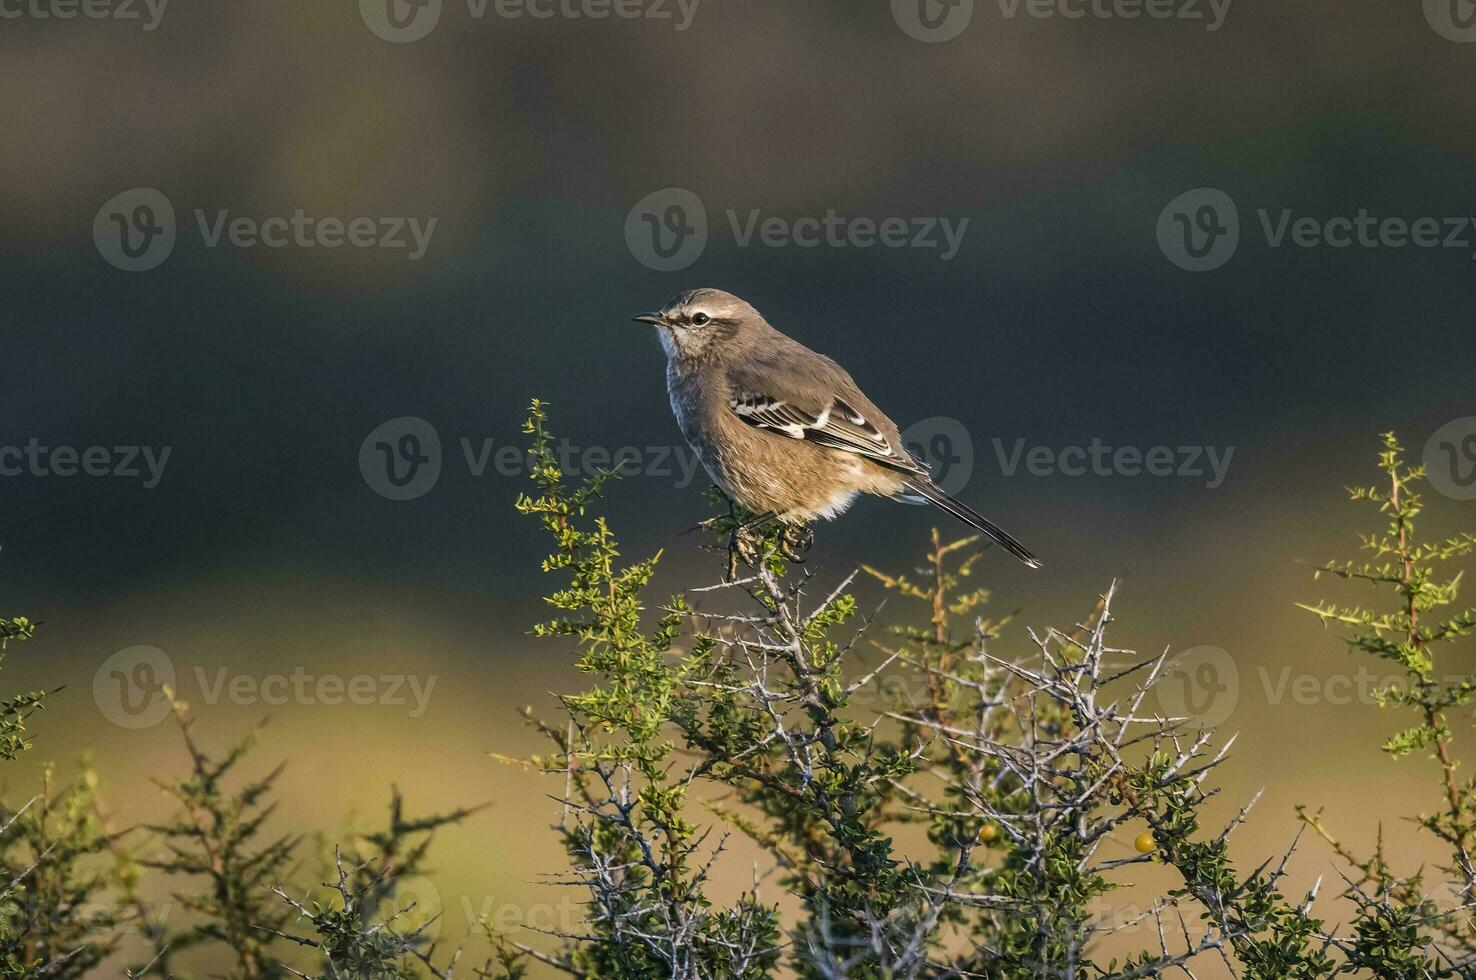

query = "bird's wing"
[725,356,927,476]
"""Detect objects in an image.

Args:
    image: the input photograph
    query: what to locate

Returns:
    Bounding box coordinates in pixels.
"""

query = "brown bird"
[632,288,1041,568]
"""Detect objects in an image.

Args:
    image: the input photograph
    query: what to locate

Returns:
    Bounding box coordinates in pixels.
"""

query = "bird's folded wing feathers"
[726,362,926,476]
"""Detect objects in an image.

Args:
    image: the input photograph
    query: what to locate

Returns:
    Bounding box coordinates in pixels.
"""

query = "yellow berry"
[1134,832,1156,854]
[978,823,999,843]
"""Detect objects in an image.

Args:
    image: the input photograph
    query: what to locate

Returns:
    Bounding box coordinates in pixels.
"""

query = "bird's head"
[632,288,768,366]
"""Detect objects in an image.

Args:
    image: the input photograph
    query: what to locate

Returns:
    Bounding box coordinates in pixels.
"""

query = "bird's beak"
[631,312,665,326]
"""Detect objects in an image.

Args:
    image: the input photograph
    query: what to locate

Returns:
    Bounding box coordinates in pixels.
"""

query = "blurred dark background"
[2,0,1475,973]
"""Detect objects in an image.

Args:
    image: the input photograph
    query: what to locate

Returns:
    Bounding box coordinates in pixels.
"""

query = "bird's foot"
[779,522,814,562]
[726,522,764,581]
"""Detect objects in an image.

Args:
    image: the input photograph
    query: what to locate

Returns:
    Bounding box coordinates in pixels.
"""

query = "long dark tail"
[902,480,1042,568]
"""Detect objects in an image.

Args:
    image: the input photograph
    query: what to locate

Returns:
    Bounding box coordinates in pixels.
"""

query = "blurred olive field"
[2,1,1476,976]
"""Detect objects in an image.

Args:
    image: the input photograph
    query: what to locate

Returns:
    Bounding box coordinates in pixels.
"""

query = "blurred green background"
[2,0,1475,973]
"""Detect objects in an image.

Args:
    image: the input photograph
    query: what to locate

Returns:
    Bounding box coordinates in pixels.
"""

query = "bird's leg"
[723,497,742,581]
[727,523,763,580]
[726,507,774,580]
[780,522,815,562]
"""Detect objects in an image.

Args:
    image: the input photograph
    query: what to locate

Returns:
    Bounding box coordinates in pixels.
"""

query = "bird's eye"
[691,312,710,326]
